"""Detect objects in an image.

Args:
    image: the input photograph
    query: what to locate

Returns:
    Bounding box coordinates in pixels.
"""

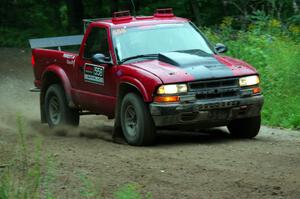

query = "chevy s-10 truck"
[30,9,264,146]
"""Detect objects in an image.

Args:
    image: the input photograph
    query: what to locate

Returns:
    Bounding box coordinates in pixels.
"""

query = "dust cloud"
[0,48,113,140]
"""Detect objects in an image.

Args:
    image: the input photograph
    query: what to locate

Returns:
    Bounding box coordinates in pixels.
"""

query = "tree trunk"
[135,0,141,13]
[277,2,283,20]
[110,0,138,16]
[111,0,119,14]
[293,0,299,13]
[66,0,84,32]
[222,0,228,16]
[49,0,62,29]
[190,0,202,26]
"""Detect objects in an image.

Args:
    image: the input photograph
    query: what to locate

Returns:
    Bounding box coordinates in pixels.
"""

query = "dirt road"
[0,48,299,198]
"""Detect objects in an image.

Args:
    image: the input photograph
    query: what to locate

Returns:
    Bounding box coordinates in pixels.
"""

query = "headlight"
[157,84,188,94]
[239,75,260,87]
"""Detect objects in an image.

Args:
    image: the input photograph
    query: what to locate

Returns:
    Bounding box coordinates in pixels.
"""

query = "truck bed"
[32,48,78,89]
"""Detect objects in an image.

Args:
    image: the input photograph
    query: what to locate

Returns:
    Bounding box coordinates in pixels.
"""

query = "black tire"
[120,93,156,146]
[227,116,261,138]
[45,84,79,128]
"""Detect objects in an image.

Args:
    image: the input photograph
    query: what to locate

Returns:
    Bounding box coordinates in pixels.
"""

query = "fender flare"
[119,76,152,102]
[112,76,153,138]
[41,65,75,107]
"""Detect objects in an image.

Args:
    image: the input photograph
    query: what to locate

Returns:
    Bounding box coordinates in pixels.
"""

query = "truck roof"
[85,8,190,29]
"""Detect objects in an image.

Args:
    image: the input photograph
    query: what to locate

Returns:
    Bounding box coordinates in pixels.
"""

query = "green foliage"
[205,15,300,129]
[1,0,299,46]
[260,39,300,128]
[77,172,100,198]
[114,183,152,199]
[0,115,54,199]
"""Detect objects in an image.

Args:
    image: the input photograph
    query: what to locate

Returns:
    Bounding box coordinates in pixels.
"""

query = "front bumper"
[150,95,264,127]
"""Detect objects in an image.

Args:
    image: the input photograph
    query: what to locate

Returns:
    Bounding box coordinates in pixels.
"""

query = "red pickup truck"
[30,9,264,146]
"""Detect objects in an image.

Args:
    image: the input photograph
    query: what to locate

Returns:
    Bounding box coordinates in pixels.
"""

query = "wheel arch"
[113,80,149,138]
[115,82,145,122]
[118,82,144,101]
[118,76,152,102]
[40,65,75,122]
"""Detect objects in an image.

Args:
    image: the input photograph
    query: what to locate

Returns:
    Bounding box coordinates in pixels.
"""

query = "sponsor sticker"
[63,53,76,66]
[84,63,104,84]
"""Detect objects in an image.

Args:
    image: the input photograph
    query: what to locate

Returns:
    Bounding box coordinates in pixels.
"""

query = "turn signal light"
[252,87,261,94]
[154,96,180,103]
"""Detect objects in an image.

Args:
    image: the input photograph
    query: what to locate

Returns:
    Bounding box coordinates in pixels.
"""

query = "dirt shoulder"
[0,48,299,198]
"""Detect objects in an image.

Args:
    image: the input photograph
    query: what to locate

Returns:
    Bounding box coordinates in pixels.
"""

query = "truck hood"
[128,52,257,84]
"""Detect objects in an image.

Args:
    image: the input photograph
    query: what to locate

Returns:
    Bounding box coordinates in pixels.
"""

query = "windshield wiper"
[120,54,158,64]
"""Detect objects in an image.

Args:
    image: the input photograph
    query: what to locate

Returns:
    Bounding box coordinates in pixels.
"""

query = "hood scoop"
[158,52,221,67]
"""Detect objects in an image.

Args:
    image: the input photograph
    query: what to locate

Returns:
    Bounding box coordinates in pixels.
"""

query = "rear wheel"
[120,93,156,146]
[227,116,261,138]
[45,84,79,128]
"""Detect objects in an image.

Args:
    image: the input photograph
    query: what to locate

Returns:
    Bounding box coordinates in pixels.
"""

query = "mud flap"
[112,103,126,144]
[40,91,47,123]
[40,103,46,123]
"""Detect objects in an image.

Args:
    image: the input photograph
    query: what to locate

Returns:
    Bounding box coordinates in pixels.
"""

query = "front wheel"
[120,93,156,146]
[227,116,261,138]
[45,84,79,128]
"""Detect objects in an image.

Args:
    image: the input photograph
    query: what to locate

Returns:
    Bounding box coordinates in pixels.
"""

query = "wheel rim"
[49,95,61,125]
[124,104,138,137]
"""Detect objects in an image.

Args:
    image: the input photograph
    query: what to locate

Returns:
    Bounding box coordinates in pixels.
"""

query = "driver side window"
[83,27,109,59]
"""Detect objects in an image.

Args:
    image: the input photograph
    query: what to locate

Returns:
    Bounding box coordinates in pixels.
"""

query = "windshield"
[112,22,214,62]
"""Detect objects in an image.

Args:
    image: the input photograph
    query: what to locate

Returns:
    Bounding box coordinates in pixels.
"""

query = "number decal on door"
[84,63,104,84]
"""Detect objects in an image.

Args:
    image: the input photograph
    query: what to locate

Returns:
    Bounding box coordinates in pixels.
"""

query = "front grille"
[189,78,240,100]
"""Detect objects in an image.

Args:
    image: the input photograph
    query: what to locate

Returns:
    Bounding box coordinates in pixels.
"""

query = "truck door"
[74,26,117,116]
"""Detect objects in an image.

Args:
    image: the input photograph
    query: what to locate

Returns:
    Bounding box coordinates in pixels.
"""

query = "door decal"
[84,63,104,84]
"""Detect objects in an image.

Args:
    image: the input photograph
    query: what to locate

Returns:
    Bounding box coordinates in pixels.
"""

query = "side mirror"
[215,43,228,53]
[91,53,111,65]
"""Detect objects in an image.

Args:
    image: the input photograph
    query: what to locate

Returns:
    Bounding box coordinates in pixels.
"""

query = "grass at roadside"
[0,115,47,199]
[0,115,151,199]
